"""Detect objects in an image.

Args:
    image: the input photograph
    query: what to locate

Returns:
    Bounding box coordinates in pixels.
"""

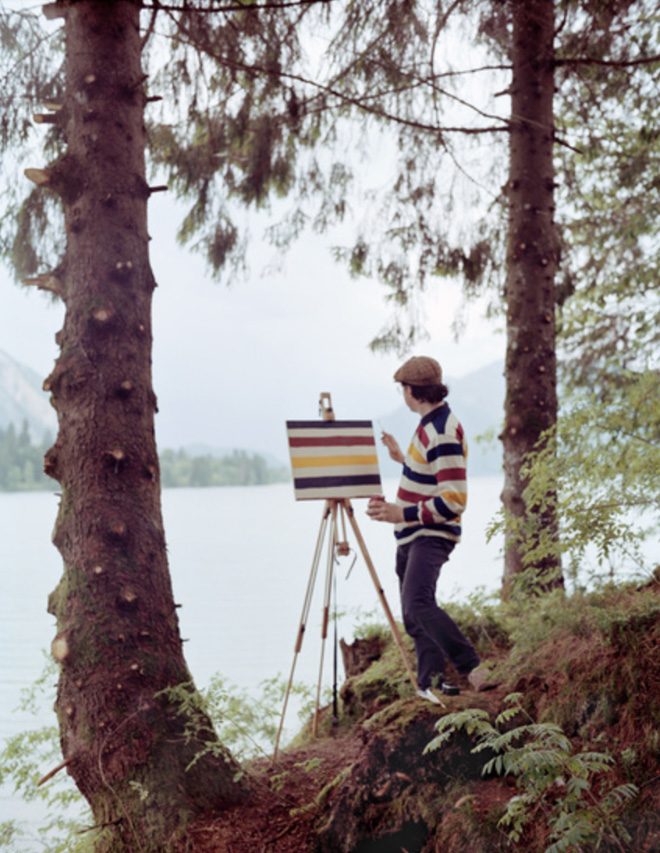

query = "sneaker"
[416,688,444,705]
[441,682,460,696]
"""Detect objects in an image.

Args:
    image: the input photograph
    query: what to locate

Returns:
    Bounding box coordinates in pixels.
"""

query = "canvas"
[286,419,383,501]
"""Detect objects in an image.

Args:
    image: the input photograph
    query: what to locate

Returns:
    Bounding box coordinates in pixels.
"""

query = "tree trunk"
[41,1,245,847]
[501,0,562,597]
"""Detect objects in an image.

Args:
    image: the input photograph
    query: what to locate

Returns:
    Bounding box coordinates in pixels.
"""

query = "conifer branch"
[141,0,332,11]
[556,52,660,69]
[164,19,510,137]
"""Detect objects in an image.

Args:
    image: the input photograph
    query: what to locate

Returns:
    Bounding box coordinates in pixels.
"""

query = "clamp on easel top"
[274,393,418,760]
[319,392,350,558]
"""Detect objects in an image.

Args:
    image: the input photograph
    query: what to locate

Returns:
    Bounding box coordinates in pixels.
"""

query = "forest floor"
[180,731,366,852]
[174,579,660,853]
[177,670,511,852]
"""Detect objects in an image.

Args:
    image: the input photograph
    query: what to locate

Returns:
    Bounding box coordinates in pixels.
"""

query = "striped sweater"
[394,402,467,545]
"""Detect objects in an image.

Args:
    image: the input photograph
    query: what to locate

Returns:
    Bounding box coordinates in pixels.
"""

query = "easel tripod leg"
[342,499,419,692]
[313,501,338,736]
[273,501,331,760]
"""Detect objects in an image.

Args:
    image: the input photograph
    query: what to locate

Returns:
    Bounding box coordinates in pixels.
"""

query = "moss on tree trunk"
[40,2,245,847]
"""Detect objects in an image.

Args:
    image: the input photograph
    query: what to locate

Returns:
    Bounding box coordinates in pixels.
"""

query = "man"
[367,355,495,702]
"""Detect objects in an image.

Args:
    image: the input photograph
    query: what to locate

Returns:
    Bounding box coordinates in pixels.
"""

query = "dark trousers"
[396,536,480,690]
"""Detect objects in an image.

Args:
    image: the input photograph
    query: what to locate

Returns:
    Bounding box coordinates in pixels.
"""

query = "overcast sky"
[0,194,505,461]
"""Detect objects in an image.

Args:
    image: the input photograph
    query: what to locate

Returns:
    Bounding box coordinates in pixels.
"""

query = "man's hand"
[367,496,405,524]
[381,430,405,464]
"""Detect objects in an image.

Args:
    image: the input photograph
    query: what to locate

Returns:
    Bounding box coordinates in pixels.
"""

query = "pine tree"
[2,1,659,844]
[17,2,245,847]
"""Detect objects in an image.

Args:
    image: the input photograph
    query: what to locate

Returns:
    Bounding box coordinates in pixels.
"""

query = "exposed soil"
[176,685,508,853]
[177,728,364,852]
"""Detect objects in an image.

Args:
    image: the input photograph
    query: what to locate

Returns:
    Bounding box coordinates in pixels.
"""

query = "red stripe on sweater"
[434,467,466,482]
[398,487,427,504]
[416,425,429,448]
[420,505,435,524]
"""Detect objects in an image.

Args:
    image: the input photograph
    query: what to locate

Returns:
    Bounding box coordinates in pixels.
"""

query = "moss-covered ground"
[175,577,660,852]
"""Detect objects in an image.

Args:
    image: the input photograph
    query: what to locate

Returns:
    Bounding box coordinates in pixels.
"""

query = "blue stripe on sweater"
[402,467,437,486]
[421,405,450,432]
[432,495,452,517]
[394,522,461,541]
[427,442,464,461]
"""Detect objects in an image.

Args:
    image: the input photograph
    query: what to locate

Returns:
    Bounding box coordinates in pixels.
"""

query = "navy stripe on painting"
[286,420,373,429]
[293,474,382,490]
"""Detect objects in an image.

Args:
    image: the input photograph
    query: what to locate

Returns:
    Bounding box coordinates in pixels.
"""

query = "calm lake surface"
[0,476,504,828]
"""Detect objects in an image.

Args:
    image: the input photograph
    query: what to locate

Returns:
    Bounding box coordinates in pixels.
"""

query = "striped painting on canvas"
[286,420,383,500]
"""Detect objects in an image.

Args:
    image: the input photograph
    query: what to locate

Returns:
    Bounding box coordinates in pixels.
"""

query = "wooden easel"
[273,395,418,760]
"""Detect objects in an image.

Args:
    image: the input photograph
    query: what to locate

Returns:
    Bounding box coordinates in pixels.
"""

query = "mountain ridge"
[0,348,504,474]
[0,350,57,441]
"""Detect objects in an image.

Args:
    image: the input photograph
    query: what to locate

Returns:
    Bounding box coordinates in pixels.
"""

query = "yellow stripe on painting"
[291,454,379,469]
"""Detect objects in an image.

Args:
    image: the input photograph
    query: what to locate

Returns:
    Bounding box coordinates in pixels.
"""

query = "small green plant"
[425,693,638,852]
[350,606,391,642]
[0,657,92,852]
[156,672,317,764]
[1,663,317,851]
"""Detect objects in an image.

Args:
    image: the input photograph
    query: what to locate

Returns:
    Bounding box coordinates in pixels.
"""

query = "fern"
[425,693,638,852]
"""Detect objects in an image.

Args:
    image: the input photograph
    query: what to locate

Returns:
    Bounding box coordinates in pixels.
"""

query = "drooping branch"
[163,17,511,137]
[142,0,333,11]
[556,52,660,69]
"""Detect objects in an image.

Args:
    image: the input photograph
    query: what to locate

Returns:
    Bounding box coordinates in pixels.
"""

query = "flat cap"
[393,356,443,386]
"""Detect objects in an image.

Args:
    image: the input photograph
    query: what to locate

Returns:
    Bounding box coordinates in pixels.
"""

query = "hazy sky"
[0,194,505,461]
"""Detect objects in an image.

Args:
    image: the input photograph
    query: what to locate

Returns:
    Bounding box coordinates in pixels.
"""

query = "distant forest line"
[0,422,289,492]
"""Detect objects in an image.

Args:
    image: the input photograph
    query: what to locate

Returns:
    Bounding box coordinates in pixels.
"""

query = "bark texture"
[501,0,562,596]
[41,2,244,847]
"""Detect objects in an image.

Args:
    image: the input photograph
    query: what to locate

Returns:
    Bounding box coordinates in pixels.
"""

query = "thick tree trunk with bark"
[39,1,245,847]
[501,0,562,597]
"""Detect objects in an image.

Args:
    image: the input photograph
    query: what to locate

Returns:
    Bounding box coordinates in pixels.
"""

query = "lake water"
[0,476,504,832]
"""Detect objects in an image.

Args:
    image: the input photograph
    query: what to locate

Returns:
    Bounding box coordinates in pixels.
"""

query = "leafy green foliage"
[556,1,660,399]
[489,379,660,593]
[156,673,316,764]
[146,2,320,280]
[0,659,316,850]
[0,7,64,278]
[0,658,92,853]
[2,0,658,363]
[425,693,638,851]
